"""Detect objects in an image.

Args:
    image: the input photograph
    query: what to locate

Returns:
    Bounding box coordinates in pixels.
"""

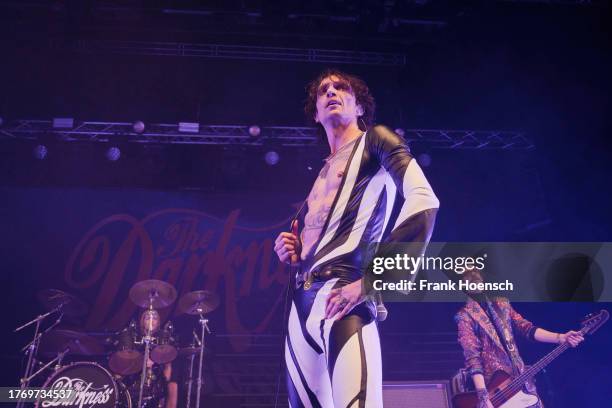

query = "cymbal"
[39,330,105,356]
[37,289,88,317]
[129,280,177,309]
[178,290,219,315]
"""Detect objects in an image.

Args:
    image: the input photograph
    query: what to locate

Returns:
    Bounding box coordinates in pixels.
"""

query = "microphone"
[375,292,388,322]
[290,219,300,266]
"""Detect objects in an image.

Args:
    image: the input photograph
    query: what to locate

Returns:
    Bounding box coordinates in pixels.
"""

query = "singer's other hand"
[274,220,301,265]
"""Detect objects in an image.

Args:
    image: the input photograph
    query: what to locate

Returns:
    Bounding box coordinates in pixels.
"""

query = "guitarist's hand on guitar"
[559,330,584,347]
[476,389,494,408]
[477,396,494,408]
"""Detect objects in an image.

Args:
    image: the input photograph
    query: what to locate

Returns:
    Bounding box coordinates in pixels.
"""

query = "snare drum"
[36,361,131,408]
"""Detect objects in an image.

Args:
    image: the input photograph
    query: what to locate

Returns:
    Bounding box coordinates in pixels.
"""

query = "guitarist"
[455,268,584,407]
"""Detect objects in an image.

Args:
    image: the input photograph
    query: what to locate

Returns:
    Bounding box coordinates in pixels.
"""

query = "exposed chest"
[307,145,353,204]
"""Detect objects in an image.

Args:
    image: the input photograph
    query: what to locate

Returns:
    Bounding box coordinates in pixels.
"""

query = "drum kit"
[14,280,219,408]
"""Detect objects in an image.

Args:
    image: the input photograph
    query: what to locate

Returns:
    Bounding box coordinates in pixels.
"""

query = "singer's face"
[314,75,361,127]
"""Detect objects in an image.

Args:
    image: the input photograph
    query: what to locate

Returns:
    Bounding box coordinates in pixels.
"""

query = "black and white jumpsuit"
[285,125,439,408]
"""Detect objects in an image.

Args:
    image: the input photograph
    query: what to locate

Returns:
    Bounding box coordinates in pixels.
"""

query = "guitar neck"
[503,328,586,397]
[490,311,609,407]
[521,342,569,381]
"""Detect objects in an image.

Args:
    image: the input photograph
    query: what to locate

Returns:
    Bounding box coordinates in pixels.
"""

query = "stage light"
[106,146,121,161]
[417,153,432,167]
[52,118,74,129]
[33,144,48,160]
[132,120,145,134]
[179,122,199,133]
[249,125,261,137]
[394,128,405,137]
[0,117,3,126]
[265,151,280,166]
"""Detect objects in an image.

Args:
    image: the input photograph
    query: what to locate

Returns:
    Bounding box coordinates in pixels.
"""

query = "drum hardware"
[129,280,177,408]
[194,315,210,408]
[109,324,143,376]
[24,330,107,399]
[14,291,78,408]
[21,281,221,408]
[21,311,64,353]
[137,329,154,408]
[185,336,198,408]
[125,364,164,408]
[23,347,70,386]
[178,290,219,408]
[37,288,89,317]
[150,321,177,365]
[181,335,210,408]
[129,279,177,310]
[39,329,105,356]
[177,290,219,316]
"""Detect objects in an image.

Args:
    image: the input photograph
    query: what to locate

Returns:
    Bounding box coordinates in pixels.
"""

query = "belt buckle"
[303,273,312,290]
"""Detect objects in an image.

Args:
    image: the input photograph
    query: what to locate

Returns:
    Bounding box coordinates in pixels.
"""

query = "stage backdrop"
[2,186,310,404]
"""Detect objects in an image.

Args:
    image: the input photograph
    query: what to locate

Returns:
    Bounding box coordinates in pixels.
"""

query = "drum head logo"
[42,375,116,407]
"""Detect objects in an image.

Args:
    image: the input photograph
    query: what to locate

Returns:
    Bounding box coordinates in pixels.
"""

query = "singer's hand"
[325,279,366,321]
[274,220,301,265]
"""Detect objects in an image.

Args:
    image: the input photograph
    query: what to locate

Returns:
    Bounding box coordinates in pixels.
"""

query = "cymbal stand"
[21,312,64,353]
[195,308,210,408]
[23,347,70,385]
[15,302,64,408]
[186,334,198,408]
[137,291,158,408]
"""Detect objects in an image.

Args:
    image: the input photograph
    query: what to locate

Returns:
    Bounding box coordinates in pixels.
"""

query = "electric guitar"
[452,309,609,408]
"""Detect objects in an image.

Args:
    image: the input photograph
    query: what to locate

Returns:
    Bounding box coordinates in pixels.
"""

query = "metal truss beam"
[53,40,408,67]
[0,120,534,150]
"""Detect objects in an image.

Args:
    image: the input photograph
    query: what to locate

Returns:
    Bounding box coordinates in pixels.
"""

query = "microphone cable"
[274,200,307,408]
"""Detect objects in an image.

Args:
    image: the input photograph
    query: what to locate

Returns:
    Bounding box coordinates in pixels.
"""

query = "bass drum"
[35,361,131,408]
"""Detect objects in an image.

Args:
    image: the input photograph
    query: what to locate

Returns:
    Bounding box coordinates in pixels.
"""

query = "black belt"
[295,268,337,290]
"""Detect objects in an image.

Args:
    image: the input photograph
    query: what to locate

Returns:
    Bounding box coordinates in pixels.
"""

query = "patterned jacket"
[455,298,538,383]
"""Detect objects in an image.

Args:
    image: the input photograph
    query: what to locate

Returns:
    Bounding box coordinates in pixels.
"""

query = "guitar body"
[452,370,539,408]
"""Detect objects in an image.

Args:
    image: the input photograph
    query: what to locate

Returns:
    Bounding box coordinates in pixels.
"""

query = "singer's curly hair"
[304,69,376,136]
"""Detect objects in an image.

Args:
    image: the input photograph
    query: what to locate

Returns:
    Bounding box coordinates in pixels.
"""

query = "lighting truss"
[55,40,408,67]
[0,120,534,150]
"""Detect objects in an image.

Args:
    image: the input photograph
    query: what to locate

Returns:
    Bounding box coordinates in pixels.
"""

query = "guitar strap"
[482,298,523,376]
